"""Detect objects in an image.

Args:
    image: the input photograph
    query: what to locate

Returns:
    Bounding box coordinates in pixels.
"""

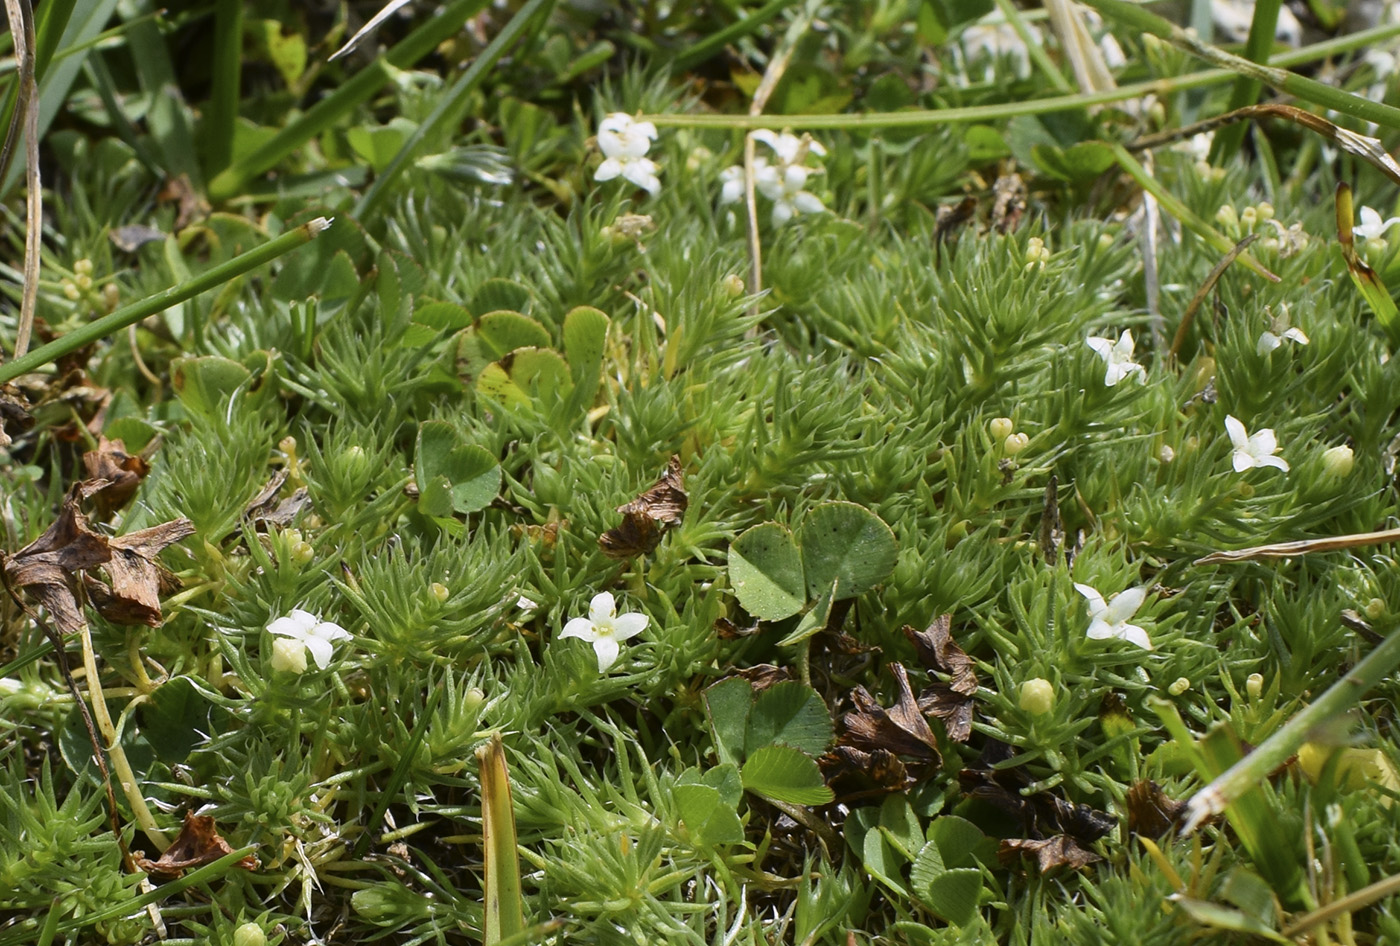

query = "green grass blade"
[31,0,75,78]
[479,734,525,945]
[121,3,201,188]
[671,0,797,73]
[0,217,332,382]
[207,0,489,202]
[353,0,555,222]
[1,0,118,196]
[203,0,242,176]
[1209,0,1279,162]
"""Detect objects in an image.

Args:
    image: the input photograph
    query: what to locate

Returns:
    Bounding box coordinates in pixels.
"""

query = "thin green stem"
[671,0,797,73]
[0,217,331,381]
[1184,625,1400,832]
[641,21,1400,130]
[203,0,242,176]
[995,0,1070,94]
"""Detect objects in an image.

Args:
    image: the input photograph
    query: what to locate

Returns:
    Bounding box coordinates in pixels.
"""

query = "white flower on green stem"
[595,113,661,195]
[1225,415,1289,473]
[752,129,826,164]
[267,609,351,673]
[757,162,825,226]
[560,592,649,672]
[1085,330,1144,386]
[1074,583,1151,650]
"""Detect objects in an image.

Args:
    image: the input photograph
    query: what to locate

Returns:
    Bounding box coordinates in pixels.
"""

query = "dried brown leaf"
[0,382,34,448]
[3,490,111,636]
[902,616,977,742]
[243,470,312,529]
[960,741,1115,842]
[1125,779,1187,837]
[991,173,1027,234]
[998,835,1101,873]
[87,519,195,626]
[598,455,686,559]
[839,663,939,761]
[136,812,257,878]
[83,437,151,517]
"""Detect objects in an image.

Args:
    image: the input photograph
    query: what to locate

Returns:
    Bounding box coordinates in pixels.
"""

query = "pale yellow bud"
[1215,204,1239,231]
[1246,672,1264,701]
[722,274,746,298]
[1003,432,1030,456]
[1168,677,1190,696]
[270,637,307,674]
[1019,678,1055,715]
[430,582,450,603]
[1255,202,1274,221]
[233,922,266,946]
[1366,598,1386,620]
[1321,445,1354,479]
[989,417,1015,442]
[74,258,93,276]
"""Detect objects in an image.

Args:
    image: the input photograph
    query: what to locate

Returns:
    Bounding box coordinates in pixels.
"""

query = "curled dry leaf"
[991,173,1027,234]
[598,455,687,559]
[824,663,940,795]
[1125,779,1188,837]
[998,835,1102,874]
[0,382,34,448]
[903,616,977,743]
[83,437,151,518]
[960,740,1115,842]
[3,485,194,634]
[243,469,312,529]
[136,811,257,879]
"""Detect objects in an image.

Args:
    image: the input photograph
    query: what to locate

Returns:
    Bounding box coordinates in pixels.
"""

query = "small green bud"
[1321,445,1354,479]
[74,258,94,276]
[1215,204,1239,231]
[102,283,120,311]
[1255,201,1274,222]
[62,281,81,301]
[1019,678,1055,715]
[722,274,746,298]
[430,582,450,603]
[1240,206,1257,229]
[1246,672,1264,701]
[989,417,1015,442]
[1168,677,1190,696]
[1003,432,1030,456]
[1366,597,1386,619]
[233,922,266,946]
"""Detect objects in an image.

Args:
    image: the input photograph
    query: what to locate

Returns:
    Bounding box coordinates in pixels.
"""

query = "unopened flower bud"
[75,273,93,291]
[989,417,1015,441]
[430,582,450,603]
[1097,232,1115,250]
[62,281,81,301]
[1366,597,1386,619]
[1255,202,1274,221]
[1168,677,1190,696]
[1246,672,1264,701]
[1003,432,1030,456]
[1215,204,1239,231]
[1158,445,1176,464]
[233,922,266,946]
[74,258,93,276]
[1321,445,1354,479]
[1240,206,1258,229]
[1019,678,1055,715]
[270,636,308,674]
[722,274,746,298]
[102,283,120,311]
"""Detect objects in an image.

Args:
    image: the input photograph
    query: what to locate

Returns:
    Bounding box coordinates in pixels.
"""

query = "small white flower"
[595,113,661,195]
[756,161,824,226]
[267,608,351,671]
[752,129,826,165]
[1085,330,1145,386]
[1225,414,1289,473]
[1353,206,1400,241]
[559,591,649,672]
[1257,307,1309,355]
[1074,583,1151,650]
[719,164,751,205]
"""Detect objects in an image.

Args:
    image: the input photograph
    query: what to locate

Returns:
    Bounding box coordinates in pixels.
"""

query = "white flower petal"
[560,617,598,641]
[792,191,825,215]
[1104,587,1146,623]
[1112,330,1135,359]
[270,637,308,674]
[1282,327,1309,345]
[1074,583,1108,618]
[612,612,649,642]
[595,157,623,182]
[1086,336,1114,359]
[1119,623,1153,650]
[1258,454,1290,472]
[1233,449,1256,472]
[592,636,622,672]
[771,200,796,227]
[312,621,351,642]
[268,616,310,640]
[1085,618,1116,640]
[303,634,335,670]
[588,592,617,625]
[1250,429,1278,456]
[1224,415,1249,451]
[1257,331,1282,355]
[622,158,661,195]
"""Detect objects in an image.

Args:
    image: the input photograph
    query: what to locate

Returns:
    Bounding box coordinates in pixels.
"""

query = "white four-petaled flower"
[1085,330,1145,386]
[267,609,351,673]
[1257,307,1309,355]
[1353,206,1400,241]
[1225,414,1289,473]
[717,130,827,226]
[1074,583,1151,650]
[560,591,649,672]
[595,113,661,195]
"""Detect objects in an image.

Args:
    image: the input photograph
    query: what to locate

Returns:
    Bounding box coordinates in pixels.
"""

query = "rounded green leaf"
[916,867,983,927]
[447,444,501,514]
[740,745,833,806]
[469,277,533,316]
[798,501,898,600]
[746,681,833,757]
[729,522,805,621]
